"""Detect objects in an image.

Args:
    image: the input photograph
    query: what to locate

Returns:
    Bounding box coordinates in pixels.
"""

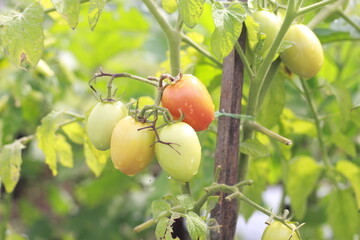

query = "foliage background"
[0,0,359,239]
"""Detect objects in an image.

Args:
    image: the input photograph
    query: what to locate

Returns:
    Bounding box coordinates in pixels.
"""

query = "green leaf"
[0,141,25,193]
[83,135,108,177]
[162,0,177,14]
[240,158,268,220]
[239,138,270,158]
[206,196,219,213]
[88,0,107,31]
[61,122,85,144]
[185,212,207,240]
[178,0,206,28]
[314,28,354,44]
[244,15,259,51]
[278,40,295,53]
[327,189,360,240]
[286,156,322,219]
[37,111,63,176]
[211,2,246,60]
[155,215,181,240]
[152,199,172,219]
[330,131,356,157]
[51,0,80,29]
[0,2,43,69]
[177,194,194,211]
[258,75,285,129]
[336,160,360,209]
[56,134,73,168]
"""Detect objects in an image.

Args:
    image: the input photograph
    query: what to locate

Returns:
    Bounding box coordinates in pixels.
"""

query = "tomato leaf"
[244,15,260,51]
[211,2,246,60]
[314,28,354,44]
[37,111,64,176]
[51,0,80,29]
[327,189,360,240]
[330,131,356,157]
[184,212,207,240]
[286,156,322,219]
[162,0,177,14]
[240,138,270,158]
[88,0,107,31]
[206,196,219,213]
[177,194,194,211]
[151,199,172,219]
[240,158,268,220]
[336,160,360,209]
[61,122,85,145]
[0,2,43,69]
[0,141,25,193]
[83,135,108,177]
[278,40,295,53]
[56,134,73,168]
[178,0,205,28]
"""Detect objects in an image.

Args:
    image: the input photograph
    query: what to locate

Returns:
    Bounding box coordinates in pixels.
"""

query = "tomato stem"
[247,121,292,145]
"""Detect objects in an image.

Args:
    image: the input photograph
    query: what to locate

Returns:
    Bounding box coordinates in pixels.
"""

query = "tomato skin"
[161,74,215,132]
[280,24,324,78]
[261,221,301,240]
[155,122,201,183]
[86,101,127,151]
[110,116,155,176]
[253,10,281,56]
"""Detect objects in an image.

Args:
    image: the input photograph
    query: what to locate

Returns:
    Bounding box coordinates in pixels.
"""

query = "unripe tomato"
[280,24,324,78]
[261,221,301,240]
[110,116,155,176]
[162,74,215,132]
[155,122,201,183]
[253,10,281,56]
[86,101,127,151]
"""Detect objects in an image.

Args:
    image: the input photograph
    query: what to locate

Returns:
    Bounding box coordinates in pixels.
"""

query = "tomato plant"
[110,116,155,176]
[161,74,215,132]
[261,221,301,240]
[155,122,201,183]
[280,24,324,78]
[86,101,127,150]
[253,10,281,56]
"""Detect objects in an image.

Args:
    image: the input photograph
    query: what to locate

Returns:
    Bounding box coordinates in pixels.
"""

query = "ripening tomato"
[261,221,301,240]
[110,116,155,176]
[161,74,215,132]
[280,24,324,78]
[86,101,127,151]
[253,10,281,56]
[155,122,201,183]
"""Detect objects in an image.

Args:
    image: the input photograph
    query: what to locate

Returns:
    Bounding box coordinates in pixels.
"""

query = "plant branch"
[337,10,360,33]
[297,0,336,16]
[307,0,347,29]
[235,42,254,78]
[181,182,191,196]
[299,77,331,170]
[181,33,222,68]
[247,121,292,145]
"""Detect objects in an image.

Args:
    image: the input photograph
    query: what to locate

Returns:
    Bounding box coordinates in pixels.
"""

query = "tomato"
[86,101,127,151]
[280,24,324,78]
[253,10,281,56]
[261,221,301,240]
[155,122,201,182]
[110,116,155,176]
[161,74,215,132]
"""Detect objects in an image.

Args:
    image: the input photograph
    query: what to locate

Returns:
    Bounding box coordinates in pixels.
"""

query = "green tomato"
[111,116,155,176]
[261,221,301,240]
[86,101,127,151]
[253,10,281,56]
[155,122,201,183]
[280,24,324,78]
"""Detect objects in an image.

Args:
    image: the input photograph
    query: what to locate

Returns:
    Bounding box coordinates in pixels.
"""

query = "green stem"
[307,0,347,29]
[64,111,86,120]
[235,42,254,78]
[0,193,12,240]
[181,182,191,196]
[44,0,90,14]
[337,10,360,33]
[297,0,336,16]
[181,33,222,68]
[299,77,332,170]
[142,0,173,37]
[247,121,292,145]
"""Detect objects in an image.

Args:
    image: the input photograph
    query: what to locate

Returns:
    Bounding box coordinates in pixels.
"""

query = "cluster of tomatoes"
[254,10,324,78]
[86,74,215,183]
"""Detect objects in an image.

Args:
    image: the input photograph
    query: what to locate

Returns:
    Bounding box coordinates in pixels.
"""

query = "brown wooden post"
[210,28,246,239]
